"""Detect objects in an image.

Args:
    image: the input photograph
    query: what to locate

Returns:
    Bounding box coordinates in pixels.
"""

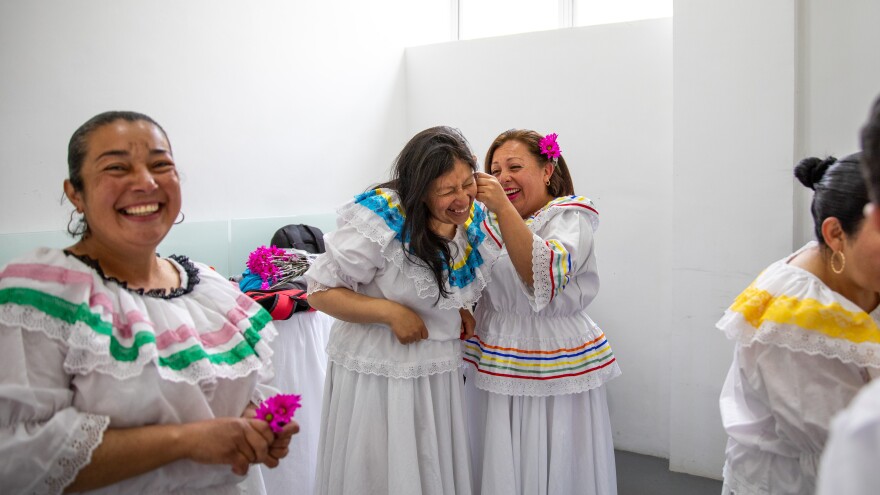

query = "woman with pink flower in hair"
[463,129,620,494]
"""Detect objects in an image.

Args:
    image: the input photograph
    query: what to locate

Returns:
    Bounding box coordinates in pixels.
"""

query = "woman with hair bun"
[718,154,880,494]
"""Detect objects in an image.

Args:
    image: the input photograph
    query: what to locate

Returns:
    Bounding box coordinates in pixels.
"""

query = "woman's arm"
[66,418,275,492]
[0,323,276,494]
[308,287,428,344]
[475,172,537,286]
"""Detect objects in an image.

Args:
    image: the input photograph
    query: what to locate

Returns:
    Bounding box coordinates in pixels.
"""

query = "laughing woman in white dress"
[305,126,501,495]
[465,129,621,495]
[717,154,880,495]
[0,111,296,494]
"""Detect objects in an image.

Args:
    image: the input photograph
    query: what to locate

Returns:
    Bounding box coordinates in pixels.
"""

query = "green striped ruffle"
[0,287,272,370]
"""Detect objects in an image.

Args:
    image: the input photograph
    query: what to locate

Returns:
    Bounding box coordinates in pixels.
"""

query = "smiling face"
[424,159,476,237]
[840,214,880,294]
[489,139,554,219]
[64,119,181,256]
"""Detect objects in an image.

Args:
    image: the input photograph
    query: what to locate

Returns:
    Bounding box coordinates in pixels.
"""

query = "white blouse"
[717,243,880,495]
[304,188,502,379]
[0,248,278,495]
[816,376,880,495]
[462,195,620,397]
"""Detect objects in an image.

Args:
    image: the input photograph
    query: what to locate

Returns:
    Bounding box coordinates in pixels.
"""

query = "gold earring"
[545,179,551,186]
[830,250,846,274]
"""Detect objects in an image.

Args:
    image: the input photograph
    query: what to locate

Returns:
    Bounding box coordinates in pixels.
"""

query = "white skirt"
[314,362,474,495]
[259,312,333,495]
[464,381,617,495]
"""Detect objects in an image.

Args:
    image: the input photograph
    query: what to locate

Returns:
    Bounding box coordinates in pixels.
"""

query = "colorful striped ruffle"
[0,249,275,381]
[527,195,599,230]
[717,242,880,368]
[462,333,615,381]
[353,188,500,290]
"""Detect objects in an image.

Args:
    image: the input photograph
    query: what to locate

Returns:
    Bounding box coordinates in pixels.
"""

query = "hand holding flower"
[255,393,302,433]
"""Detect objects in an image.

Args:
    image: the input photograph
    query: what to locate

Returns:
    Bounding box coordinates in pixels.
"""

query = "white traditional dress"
[305,188,501,495]
[816,377,880,495]
[462,195,620,495]
[717,242,880,495]
[0,248,278,495]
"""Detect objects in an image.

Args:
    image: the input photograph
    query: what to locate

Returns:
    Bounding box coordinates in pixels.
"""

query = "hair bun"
[794,156,836,189]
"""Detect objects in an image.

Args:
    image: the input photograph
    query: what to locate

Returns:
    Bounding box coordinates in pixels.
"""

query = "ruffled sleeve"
[519,196,600,312]
[716,242,880,369]
[305,190,501,311]
[0,320,109,495]
[304,216,386,295]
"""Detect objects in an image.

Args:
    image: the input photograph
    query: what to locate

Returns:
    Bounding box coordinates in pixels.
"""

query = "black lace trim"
[63,251,201,299]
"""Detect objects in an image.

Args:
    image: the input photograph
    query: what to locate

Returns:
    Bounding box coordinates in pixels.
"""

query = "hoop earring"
[174,211,185,225]
[545,178,551,186]
[830,250,846,274]
[67,210,88,238]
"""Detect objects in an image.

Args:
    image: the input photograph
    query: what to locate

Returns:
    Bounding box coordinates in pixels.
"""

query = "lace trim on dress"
[337,199,501,310]
[464,360,620,397]
[529,234,553,312]
[718,310,880,369]
[42,413,109,495]
[326,341,461,379]
[0,303,277,384]
[306,280,332,295]
[63,251,199,299]
[305,253,357,295]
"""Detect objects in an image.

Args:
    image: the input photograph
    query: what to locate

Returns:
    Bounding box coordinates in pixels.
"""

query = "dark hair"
[66,111,170,237]
[483,129,575,197]
[861,96,880,203]
[794,153,868,245]
[377,126,476,299]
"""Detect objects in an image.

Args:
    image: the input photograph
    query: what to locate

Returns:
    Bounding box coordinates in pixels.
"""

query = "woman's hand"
[475,172,512,213]
[459,308,475,340]
[265,420,300,468]
[386,302,429,344]
[182,418,275,476]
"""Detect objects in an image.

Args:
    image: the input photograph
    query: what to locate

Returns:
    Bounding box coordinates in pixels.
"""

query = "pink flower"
[539,133,561,160]
[255,393,302,434]
[247,245,291,289]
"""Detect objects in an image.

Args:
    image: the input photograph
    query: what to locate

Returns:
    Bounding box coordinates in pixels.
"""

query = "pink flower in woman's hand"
[255,393,302,434]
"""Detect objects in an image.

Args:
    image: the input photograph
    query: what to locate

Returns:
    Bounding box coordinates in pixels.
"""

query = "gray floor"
[616,450,722,495]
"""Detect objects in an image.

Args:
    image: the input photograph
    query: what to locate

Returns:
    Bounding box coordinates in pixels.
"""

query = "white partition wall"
[407,19,675,458]
[0,0,451,235]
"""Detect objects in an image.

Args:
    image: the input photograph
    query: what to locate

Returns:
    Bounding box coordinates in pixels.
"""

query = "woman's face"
[489,139,554,219]
[843,215,880,293]
[65,119,181,254]
[424,159,476,237]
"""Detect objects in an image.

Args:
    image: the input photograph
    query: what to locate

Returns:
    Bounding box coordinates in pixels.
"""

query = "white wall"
[407,20,675,458]
[0,0,451,235]
[672,0,797,477]
[5,0,880,483]
[794,0,880,247]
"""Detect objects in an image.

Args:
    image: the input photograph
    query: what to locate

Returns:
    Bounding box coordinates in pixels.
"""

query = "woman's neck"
[790,245,880,313]
[68,237,176,291]
[429,220,456,239]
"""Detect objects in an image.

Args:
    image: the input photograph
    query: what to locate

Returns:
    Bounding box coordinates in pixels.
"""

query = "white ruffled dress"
[717,242,880,495]
[462,196,620,495]
[0,248,278,495]
[305,189,502,495]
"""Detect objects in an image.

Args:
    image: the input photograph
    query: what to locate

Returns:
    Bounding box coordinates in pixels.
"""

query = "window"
[454,0,671,41]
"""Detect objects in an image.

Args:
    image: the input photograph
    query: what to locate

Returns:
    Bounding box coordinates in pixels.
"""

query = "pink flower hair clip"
[539,133,562,163]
